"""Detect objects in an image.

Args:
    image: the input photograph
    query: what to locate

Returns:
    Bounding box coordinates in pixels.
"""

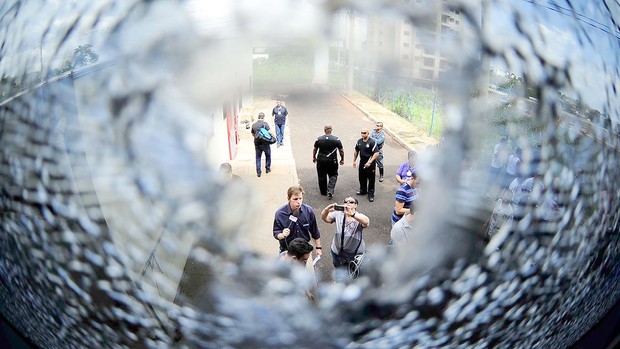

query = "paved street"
[176,89,438,307]
[286,92,414,283]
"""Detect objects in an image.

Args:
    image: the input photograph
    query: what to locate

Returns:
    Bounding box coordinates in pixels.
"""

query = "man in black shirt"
[251,112,274,177]
[352,128,379,202]
[312,125,345,199]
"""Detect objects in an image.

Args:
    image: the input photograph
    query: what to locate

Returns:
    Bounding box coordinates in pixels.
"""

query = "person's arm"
[321,204,336,223]
[365,151,379,169]
[396,174,405,184]
[348,206,369,228]
[394,200,409,216]
[352,149,359,168]
[308,210,322,256]
[377,132,386,148]
[313,237,322,256]
[338,148,345,165]
[312,146,318,164]
[273,211,289,241]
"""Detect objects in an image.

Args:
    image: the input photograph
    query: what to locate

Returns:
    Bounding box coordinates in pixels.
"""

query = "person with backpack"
[320,196,369,281]
[312,124,345,199]
[251,112,275,177]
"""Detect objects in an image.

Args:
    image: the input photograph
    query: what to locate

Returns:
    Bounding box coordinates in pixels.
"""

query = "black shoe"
[257,173,261,177]
[356,191,367,195]
[327,193,333,199]
[368,196,374,202]
[266,169,271,173]
[379,175,384,182]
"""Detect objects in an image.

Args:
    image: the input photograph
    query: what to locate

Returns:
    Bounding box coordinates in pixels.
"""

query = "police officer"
[312,125,345,199]
[353,128,380,202]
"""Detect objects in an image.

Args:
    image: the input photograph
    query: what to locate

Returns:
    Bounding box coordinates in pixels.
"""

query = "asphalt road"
[286,91,410,283]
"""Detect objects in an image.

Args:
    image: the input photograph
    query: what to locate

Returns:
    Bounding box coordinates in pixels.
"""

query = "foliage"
[72,44,99,68]
[253,47,314,89]
[0,75,22,101]
[370,87,444,140]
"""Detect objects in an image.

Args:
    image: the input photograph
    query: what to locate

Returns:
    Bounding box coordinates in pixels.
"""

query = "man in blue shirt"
[272,99,288,147]
[273,186,322,256]
[370,121,386,182]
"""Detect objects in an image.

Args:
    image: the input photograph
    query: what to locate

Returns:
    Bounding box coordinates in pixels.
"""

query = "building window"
[404,30,410,36]
[441,15,449,23]
[403,42,410,48]
[424,57,435,67]
[421,69,434,79]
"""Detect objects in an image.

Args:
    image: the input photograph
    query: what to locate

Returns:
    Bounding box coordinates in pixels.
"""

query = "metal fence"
[354,69,443,139]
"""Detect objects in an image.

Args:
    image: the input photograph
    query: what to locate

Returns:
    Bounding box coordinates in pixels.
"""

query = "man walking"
[272,99,288,147]
[251,112,273,177]
[312,125,345,199]
[370,121,386,182]
[352,128,380,202]
[273,186,323,257]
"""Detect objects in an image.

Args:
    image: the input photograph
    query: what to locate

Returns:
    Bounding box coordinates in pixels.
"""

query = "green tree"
[72,44,99,68]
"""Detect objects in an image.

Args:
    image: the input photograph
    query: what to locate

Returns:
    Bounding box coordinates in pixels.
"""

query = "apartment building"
[364,5,462,86]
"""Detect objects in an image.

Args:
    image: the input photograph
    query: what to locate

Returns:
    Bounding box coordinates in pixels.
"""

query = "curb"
[339,92,416,152]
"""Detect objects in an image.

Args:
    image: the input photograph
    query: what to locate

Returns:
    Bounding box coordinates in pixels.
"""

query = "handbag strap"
[339,213,363,256]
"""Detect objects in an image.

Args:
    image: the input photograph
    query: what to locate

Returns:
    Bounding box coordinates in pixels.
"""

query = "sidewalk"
[230,98,299,257]
[340,91,440,153]
[230,92,439,258]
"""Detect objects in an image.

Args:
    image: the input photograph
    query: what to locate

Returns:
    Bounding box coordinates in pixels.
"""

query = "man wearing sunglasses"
[352,128,380,202]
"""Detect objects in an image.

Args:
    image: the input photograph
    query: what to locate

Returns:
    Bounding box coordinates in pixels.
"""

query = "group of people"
[313,122,386,202]
[272,185,370,281]
[485,137,564,240]
[250,99,422,280]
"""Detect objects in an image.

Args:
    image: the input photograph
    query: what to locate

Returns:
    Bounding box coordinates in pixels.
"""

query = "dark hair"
[258,112,265,119]
[219,163,232,173]
[287,238,314,259]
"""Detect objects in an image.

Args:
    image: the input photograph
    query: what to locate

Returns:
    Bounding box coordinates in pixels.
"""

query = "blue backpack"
[256,127,276,144]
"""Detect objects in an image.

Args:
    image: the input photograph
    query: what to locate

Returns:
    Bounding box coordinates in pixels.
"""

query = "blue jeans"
[275,123,285,144]
[255,142,271,175]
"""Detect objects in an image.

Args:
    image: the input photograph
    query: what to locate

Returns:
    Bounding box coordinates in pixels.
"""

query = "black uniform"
[355,138,379,198]
[313,135,343,196]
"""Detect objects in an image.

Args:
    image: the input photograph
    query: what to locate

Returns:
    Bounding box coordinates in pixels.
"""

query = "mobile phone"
[334,204,345,211]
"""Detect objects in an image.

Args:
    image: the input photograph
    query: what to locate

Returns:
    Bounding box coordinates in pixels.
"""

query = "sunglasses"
[344,200,357,204]
[361,132,368,134]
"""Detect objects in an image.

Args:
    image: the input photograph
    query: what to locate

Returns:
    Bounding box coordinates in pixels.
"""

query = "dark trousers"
[254,142,271,175]
[358,165,376,196]
[317,160,338,196]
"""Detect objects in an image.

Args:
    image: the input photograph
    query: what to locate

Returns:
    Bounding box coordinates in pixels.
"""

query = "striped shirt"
[391,182,418,225]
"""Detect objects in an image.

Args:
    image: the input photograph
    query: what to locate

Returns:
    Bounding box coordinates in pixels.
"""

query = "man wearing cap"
[313,125,345,199]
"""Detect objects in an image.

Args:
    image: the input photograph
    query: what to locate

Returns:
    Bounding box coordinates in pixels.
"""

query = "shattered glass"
[1,0,618,348]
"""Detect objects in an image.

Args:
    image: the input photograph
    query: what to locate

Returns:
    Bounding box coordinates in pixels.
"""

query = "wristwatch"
[352,212,357,218]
